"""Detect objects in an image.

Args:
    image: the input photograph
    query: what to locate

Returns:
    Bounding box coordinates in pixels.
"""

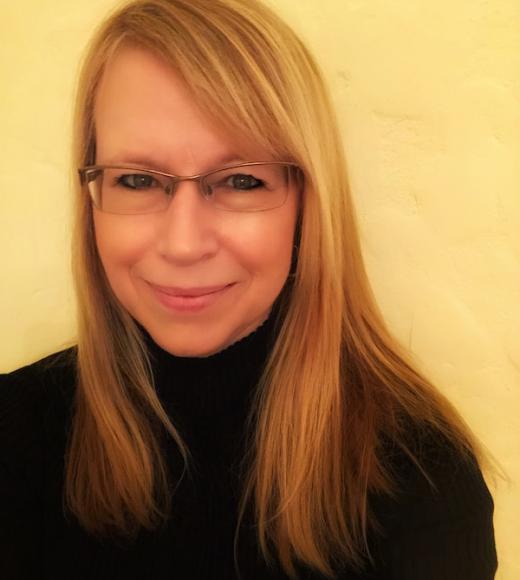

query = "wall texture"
[1,0,518,577]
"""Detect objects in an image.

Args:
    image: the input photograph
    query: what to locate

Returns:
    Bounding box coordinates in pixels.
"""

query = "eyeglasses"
[78,161,303,214]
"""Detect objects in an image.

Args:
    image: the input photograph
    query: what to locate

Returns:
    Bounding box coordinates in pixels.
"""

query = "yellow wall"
[1,1,518,577]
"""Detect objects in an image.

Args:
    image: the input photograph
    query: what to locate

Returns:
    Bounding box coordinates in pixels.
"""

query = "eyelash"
[113,173,265,191]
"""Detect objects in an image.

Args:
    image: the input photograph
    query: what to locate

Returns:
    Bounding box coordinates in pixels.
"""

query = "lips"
[147,281,235,314]
[147,282,232,297]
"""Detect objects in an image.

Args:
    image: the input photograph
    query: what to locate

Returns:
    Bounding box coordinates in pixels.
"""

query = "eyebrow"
[104,152,249,173]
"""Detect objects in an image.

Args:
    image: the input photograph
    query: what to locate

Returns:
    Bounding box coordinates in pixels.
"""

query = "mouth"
[147,282,233,297]
[146,282,236,313]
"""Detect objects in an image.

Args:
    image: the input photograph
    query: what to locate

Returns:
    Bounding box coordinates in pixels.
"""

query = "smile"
[147,282,235,313]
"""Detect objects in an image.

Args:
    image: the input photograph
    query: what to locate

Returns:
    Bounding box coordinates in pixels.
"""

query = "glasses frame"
[78,160,304,214]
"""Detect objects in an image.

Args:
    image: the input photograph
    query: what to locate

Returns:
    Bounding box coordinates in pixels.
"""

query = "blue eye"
[225,173,263,190]
[116,173,160,190]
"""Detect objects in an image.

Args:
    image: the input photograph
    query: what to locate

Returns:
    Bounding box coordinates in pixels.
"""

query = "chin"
[143,323,234,358]
[157,340,228,358]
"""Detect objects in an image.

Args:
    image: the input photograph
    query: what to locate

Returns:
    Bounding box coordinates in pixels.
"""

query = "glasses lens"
[202,163,298,212]
[85,168,170,214]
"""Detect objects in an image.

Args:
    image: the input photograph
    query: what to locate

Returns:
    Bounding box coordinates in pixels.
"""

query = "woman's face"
[92,46,300,357]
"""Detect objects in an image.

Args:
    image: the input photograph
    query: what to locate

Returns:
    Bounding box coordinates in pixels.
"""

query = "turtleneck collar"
[135,295,286,474]
[138,294,286,422]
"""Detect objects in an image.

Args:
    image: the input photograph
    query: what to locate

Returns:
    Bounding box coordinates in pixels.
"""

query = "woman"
[0,0,500,578]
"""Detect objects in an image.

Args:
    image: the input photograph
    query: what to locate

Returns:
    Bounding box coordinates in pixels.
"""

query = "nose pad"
[199,177,212,200]
[165,181,176,196]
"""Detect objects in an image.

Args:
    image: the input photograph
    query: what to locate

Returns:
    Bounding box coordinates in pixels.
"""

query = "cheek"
[93,212,153,280]
[239,208,297,282]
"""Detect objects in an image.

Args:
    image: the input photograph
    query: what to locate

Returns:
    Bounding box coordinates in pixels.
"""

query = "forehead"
[93,45,271,168]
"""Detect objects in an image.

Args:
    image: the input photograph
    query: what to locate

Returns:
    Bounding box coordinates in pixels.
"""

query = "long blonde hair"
[67,0,504,577]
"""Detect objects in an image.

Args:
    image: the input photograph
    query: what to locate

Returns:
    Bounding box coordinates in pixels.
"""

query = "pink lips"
[147,281,234,313]
[149,283,231,297]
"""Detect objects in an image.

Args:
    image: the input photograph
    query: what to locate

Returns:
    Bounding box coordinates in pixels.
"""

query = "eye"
[116,173,161,190]
[225,173,264,190]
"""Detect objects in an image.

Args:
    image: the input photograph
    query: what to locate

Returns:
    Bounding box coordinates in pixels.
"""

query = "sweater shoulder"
[0,347,77,478]
[1,347,77,417]
[0,346,77,402]
[375,421,495,528]
[2,346,77,384]
[0,349,77,576]
[369,422,497,578]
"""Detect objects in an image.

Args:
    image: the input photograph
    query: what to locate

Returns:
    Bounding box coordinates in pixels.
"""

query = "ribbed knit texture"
[1,303,498,579]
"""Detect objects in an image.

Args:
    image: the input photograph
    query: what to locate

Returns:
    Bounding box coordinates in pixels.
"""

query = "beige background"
[1,0,518,576]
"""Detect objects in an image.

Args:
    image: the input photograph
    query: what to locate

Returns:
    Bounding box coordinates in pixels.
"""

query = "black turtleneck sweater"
[0,304,498,579]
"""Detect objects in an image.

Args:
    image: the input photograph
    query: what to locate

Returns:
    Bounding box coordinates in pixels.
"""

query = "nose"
[155,179,219,264]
